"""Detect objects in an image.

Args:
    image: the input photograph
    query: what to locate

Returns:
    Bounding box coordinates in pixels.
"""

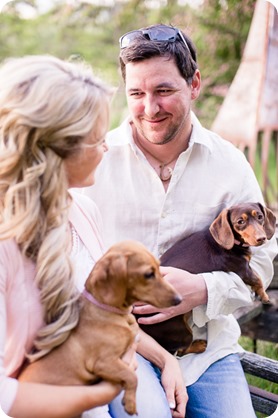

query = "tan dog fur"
[19,240,181,416]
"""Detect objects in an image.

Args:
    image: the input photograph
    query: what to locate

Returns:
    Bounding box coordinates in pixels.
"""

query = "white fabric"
[83,112,278,386]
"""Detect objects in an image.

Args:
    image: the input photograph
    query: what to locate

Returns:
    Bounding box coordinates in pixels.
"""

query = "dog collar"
[82,289,133,315]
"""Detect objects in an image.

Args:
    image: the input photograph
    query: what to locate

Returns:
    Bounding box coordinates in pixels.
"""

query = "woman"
[0,55,186,418]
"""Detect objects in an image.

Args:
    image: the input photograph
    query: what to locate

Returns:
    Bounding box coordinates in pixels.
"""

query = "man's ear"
[191,69,201,100]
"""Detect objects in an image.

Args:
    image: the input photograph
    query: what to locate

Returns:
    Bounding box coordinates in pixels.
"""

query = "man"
[84,24,277,418]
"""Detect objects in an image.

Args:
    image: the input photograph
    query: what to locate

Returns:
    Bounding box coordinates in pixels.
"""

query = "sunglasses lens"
[120,31,141,48]
[145,27,177,42]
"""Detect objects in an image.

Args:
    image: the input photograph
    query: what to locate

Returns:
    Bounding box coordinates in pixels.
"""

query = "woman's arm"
[9,380,121,418]
[8,343,138,418]
[137,330,188,418]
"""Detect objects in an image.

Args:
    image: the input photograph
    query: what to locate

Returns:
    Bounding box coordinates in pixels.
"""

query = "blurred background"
[0,0,276,206]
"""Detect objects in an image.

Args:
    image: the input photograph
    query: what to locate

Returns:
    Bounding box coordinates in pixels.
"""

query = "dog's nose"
[256,236,266,244]
[173,294,182,305]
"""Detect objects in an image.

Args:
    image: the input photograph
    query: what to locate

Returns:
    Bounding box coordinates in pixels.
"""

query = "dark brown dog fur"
[137,203,276,356]
[19,240,181,416]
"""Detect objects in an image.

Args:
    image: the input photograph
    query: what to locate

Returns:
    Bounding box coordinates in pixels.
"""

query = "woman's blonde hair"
[0,55,112,360]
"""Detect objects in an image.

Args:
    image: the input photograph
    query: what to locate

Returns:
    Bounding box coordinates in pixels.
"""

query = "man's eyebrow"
[127,82,176,93]
[127,88,141,93]
[156,82,176,88]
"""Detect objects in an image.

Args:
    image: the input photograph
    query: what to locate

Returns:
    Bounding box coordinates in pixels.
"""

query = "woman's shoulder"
[69,189,100,214]
[0,239,20,260]
[68,189,103,234]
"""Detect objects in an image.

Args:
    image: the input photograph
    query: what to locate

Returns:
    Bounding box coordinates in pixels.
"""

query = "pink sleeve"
[0,247,18,414]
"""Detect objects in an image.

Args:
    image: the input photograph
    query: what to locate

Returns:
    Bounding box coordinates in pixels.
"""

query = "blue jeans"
[109,353,256,418]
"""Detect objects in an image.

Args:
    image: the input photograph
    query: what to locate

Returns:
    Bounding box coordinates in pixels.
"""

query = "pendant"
[159,164,173,182]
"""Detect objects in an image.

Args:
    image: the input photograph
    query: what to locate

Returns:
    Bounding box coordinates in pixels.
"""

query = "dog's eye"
[144,271,155,280]
[237,218,245,225]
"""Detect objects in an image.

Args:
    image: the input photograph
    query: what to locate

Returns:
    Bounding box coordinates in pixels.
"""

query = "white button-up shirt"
[84,113,277,385]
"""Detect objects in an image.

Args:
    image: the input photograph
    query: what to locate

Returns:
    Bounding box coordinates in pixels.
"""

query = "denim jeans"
[109,353,257,418]
[186,354,257,418]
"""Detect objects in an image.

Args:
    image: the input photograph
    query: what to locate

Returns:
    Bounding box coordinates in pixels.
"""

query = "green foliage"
[0,0,254,125]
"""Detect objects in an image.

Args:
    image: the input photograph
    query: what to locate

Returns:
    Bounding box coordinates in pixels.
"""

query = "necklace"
[158,158,177,182]
[133,128,177,183]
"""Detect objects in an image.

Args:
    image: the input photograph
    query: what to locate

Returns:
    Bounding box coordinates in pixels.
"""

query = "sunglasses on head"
[119,25,191,55]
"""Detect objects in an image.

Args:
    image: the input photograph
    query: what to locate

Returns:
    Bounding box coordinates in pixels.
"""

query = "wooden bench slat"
[249,386,277,416]
[240,352,278,383]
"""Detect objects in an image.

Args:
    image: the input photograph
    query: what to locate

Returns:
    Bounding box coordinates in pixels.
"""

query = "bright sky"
[0,0,206,15]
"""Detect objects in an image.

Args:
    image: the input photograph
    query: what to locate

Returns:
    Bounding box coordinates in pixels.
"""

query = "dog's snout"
[173,294,182,305]
[256,236,266,245]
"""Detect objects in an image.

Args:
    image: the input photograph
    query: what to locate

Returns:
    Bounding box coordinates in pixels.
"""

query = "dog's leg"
[174,313,207,356]
[177,339,207,356]
[92,358,138,416]
[242,268,269,303]
[250,276,269,303]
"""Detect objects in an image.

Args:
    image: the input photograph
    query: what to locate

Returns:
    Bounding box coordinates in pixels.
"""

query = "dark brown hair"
[119,24,198,84]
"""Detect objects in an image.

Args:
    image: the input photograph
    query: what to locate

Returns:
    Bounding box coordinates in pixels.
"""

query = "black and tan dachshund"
[137,202,276,356]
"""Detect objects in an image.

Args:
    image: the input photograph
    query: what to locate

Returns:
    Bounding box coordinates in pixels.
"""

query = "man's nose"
[144,95,160,117]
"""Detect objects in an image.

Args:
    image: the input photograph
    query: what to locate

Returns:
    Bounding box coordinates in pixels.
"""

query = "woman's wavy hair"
[0,55,112,360]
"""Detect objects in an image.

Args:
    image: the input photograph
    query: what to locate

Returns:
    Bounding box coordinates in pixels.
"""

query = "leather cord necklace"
[133,128,177,183]
[158,157,177,182]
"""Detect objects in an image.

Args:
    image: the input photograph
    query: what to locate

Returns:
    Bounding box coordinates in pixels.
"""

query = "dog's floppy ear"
[209,208,235,250]
[258,203,277,239]
[85,252,127,304]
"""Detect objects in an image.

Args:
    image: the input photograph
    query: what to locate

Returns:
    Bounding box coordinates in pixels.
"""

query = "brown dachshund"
[137,203,276,356]
[19,240,181,416]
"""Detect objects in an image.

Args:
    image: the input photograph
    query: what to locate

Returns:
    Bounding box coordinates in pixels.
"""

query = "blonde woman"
[0,55,186,418]
[0,54,132,418]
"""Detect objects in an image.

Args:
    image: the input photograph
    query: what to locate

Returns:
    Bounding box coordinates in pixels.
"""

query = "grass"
[239,336,278,418]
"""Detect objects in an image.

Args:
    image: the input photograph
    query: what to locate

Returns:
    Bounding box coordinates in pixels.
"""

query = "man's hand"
[133,267,207,325]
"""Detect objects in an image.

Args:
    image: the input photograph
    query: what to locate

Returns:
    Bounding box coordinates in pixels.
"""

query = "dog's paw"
[121,396,137,416]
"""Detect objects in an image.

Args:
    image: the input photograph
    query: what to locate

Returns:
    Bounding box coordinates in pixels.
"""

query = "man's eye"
[158,89,171,94]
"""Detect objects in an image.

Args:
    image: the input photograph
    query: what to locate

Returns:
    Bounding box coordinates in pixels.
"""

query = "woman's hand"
[133,267,207,325]
[160,353,188,418]
[137,331,187,418]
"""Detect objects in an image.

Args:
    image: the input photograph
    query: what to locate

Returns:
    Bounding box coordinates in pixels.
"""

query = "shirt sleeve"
[0,251,19,414]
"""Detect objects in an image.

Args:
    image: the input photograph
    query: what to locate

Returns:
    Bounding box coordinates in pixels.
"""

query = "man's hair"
[119,24,198,84]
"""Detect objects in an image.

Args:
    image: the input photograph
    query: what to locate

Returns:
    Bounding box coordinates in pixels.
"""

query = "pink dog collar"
[82,289,132,315]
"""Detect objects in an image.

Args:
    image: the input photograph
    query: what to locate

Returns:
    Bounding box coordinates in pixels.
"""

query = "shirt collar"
[189,112,214,153]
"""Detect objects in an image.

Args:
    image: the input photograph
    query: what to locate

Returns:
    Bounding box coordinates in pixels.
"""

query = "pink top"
[0,191,105,414]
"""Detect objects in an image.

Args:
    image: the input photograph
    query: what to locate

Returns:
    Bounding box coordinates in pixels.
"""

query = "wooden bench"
[240,352,278,415]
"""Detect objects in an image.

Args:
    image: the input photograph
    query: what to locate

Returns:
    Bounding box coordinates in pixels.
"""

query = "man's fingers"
[137,313,168,324]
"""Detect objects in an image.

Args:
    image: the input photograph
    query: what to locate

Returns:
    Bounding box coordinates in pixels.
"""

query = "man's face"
[125,56,200,145]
